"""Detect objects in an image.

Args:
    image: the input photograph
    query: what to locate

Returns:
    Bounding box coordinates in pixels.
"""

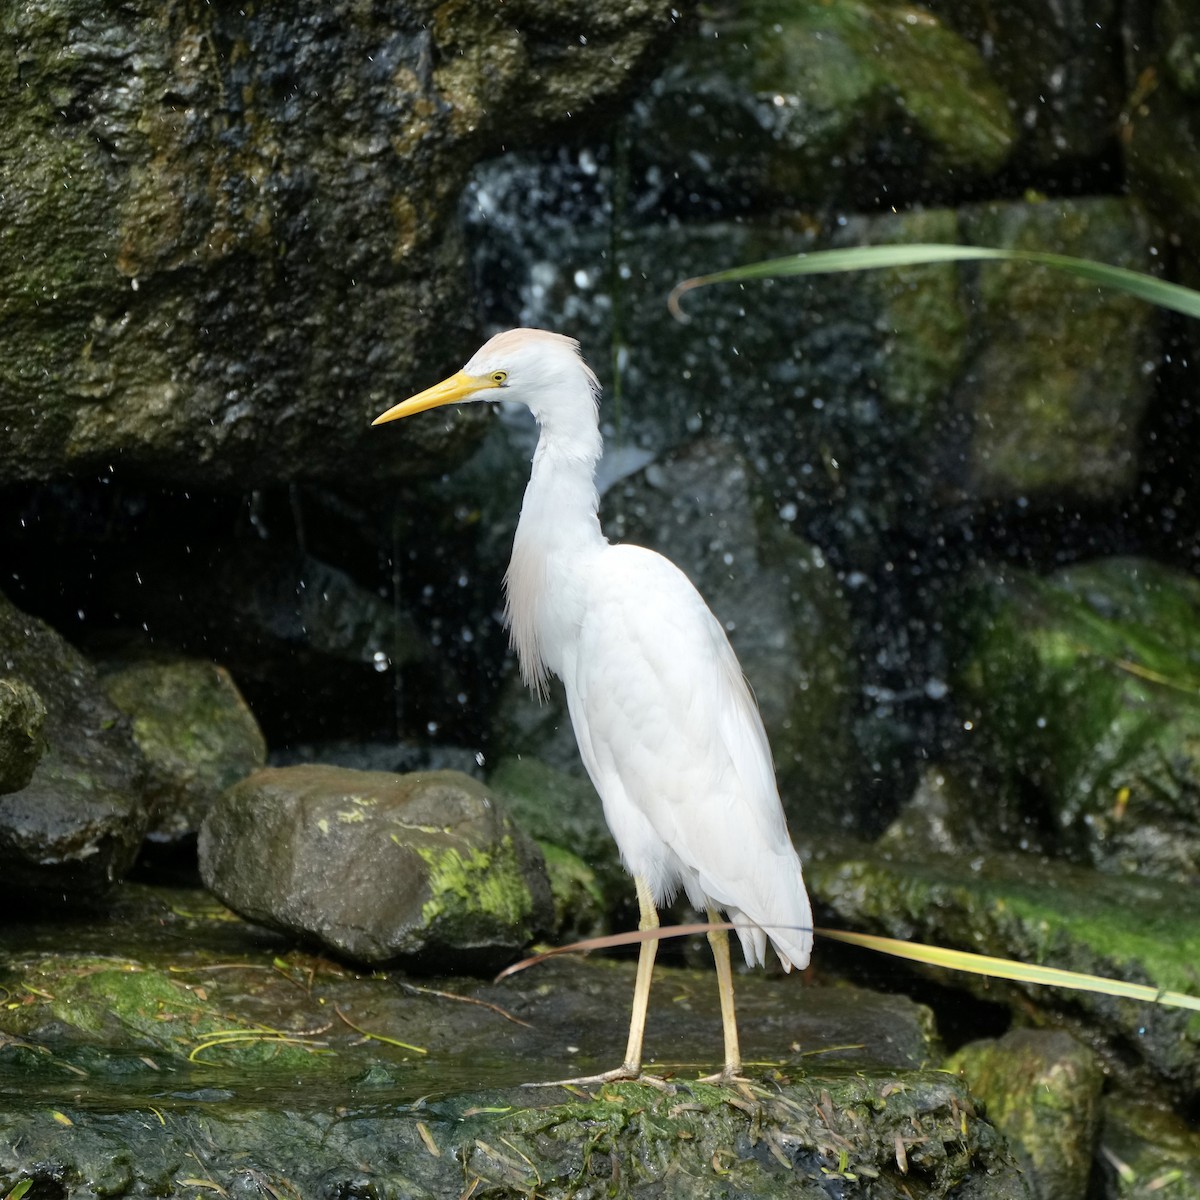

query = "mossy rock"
[810,847,1200,1102]
[102,657,266,844]
[953,557,1200,880]
[957,200,1159,502]
[633,0,1014,209]
[0,591,148,893]
[947,1029,1103,1200]
[199,765,553,968]
[456,1072,1026,1199]
[0,880,1017,1199]
[0,678,46,795]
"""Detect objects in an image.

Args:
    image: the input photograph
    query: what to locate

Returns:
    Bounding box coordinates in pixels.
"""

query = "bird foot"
[523,1066,674,1091]
[697,1067,748,1086]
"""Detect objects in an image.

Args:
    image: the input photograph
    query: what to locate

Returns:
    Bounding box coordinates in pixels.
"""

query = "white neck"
[503,419,606,696]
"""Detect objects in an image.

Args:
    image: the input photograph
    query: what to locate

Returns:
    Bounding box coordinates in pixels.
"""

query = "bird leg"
[524,876,668,1089]
[617,875,660,1075]
[699,907,745,1084]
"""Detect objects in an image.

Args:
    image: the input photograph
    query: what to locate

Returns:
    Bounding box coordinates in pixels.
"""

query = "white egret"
[373,328,813,1083]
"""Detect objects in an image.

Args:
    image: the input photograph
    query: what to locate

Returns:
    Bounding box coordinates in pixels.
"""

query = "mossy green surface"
[417,836,536,936]
[490,755,630,911]
[101,659,266,841]
[754,0,1015,171]
[0,1069,1028,1200]
[456,1072,1025,1199]
[639,0,1013,209]
[810,848,1200,1097]
[537,839,608,939]
[955,557,1200,880]
[1101,1097,1200,1200]
[958,200,1159,500]
[872,209,970,423]
[0,883,1023,1198]
[2,953,325,1073]
[947,1030,1103,1200]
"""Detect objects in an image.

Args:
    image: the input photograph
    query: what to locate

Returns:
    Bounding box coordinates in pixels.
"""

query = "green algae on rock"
[0,881,1008,1198]
[489,755,624,902]
[535,840,609,941]
[1099,1096,1200,1200]
[633,0,1014,210]
[957,201,1160,502]
[0,1070,1030,1200]
[2,954,326,1073]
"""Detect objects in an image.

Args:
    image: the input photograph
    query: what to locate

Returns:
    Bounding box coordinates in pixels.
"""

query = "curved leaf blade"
[668,243,1200,322]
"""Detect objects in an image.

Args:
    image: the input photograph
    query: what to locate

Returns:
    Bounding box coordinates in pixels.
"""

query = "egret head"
[372,328,599,431]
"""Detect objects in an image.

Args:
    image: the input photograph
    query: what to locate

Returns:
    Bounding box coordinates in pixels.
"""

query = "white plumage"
[374,327,813,1082]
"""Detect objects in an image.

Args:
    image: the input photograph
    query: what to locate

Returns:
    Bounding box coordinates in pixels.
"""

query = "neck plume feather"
[503,536,551,699]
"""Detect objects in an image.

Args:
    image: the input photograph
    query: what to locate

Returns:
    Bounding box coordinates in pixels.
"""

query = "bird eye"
[490,370,508,385]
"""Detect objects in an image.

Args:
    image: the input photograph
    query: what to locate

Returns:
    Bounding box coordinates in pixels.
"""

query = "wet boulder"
[0,591,149,894]
[199,765,553,968]
[947,1029,1104,1200]
[953,557,1200,881]
[879,762,1053,860]
[101,657,267,847]
[0,677,46,794]
[0,0,676,490]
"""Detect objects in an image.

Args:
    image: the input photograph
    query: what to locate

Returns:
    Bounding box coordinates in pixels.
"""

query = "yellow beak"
[372,370,499,425]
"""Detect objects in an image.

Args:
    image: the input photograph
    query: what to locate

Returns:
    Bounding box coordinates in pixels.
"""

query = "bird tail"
[728,866,814,972]
[735,916,813,973]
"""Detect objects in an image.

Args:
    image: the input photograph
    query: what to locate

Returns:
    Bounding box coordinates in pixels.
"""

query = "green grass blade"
[817,927,1200,1012]
[668,243,1200,322]
[497,921,1200,1013]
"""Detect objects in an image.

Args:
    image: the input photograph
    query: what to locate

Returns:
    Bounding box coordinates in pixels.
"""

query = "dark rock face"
[199,764,553,967]
[0,591,149,894]
[0,0,675,488]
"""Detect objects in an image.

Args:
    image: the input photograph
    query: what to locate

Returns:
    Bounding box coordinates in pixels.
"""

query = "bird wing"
[566,543,812,969]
